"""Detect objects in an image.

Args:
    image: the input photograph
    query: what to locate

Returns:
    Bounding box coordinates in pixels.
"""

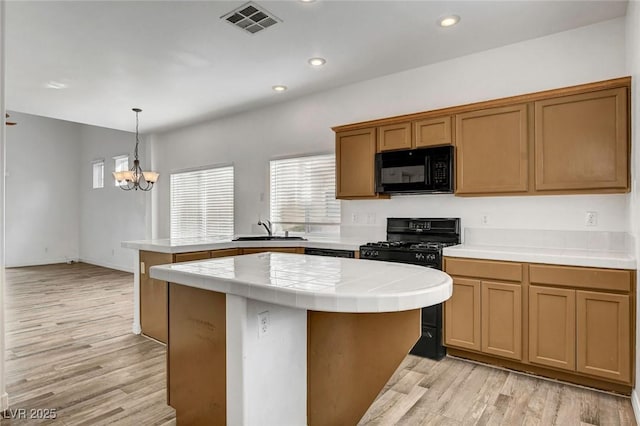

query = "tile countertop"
[149,252,452,313]
[443,244,636,270]
[121,236,368,253]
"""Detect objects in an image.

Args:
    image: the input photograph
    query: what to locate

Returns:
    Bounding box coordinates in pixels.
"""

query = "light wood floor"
[2,263,636,425]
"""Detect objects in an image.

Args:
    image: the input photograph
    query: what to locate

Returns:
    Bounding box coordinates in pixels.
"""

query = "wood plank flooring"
[1,263,636,425]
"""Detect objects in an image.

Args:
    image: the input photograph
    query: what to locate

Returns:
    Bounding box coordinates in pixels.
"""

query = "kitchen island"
[122,236,370,340]
[150,252,452,425]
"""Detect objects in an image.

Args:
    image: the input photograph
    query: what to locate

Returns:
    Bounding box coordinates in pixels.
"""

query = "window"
[114,155,129,187]
[270,154,340,235]
[92,160,104,189]
[170,166,234,239]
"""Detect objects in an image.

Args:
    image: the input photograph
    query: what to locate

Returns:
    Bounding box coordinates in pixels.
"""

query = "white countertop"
[443,244,636,269]
[149,252,452,313]
[122,236,367,253]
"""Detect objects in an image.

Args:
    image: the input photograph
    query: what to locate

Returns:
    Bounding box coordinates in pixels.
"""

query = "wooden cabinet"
[333,78,630,199]
[377,117,453,152]
[534,88,628,191]
[529,285,576,371]
[576,291,630,382]
[377,122,412,152]
[174,250,210,263]
[481,281,522,360]
[444,278,481,351]
[335,128,379,199]
[140,251,173,343]
[445,258,635,391]
[444,258,523,360]
[528,265,633,384]
[240,247,304,255]
[414,116,452,148]
[455,104,529,195]
[140,248,240,344]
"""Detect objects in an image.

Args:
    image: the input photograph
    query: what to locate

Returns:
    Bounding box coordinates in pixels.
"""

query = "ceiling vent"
[221,2,281,35]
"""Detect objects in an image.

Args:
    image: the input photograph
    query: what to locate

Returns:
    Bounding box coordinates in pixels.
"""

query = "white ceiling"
[6,0,628,133]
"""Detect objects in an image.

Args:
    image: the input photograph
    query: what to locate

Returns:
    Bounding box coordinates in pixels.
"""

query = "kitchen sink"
[232,236,307,241]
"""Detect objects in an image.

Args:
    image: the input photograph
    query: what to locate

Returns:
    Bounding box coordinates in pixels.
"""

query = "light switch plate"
[140,262,145,274]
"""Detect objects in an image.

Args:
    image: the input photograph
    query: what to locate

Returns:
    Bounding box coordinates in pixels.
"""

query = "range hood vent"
[221,2,281,35]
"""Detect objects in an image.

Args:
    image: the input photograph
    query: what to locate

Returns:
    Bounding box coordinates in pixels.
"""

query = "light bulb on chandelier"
[113,108,159,191]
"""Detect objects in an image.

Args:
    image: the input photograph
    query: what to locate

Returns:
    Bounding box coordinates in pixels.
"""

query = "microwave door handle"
[425,156,432,186]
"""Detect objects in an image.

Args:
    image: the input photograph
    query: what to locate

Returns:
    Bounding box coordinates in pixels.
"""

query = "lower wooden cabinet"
[576,290,630,383]
[444,278,481,351]
[481,281,522,360]
[240,247,304,255]
[445,257,635,391]
[529,285,576,371]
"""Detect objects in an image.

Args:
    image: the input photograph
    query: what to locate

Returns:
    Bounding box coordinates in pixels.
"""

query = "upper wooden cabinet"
[377,117,453,152]
[332,77,630,199]
[336,128,380,199]
[377,122,412,151]
[414,116,452,148]
[455,104,529,195]
[534,88,628,191]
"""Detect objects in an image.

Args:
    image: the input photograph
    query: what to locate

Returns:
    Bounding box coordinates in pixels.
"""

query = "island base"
[167,283,421,425]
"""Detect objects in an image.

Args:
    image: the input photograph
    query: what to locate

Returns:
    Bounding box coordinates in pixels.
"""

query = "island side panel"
[168,283,226,425]
[132,249,141,334]
[139,250,173,343]
[307,309,421,426]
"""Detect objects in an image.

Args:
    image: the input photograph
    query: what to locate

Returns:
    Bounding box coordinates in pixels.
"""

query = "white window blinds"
[170,166,234,239]
[114,155,129,187]
[270,154,340,233]
[92,160,104,189]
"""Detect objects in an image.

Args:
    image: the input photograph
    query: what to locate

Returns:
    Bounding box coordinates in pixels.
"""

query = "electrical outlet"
[140,262,146,274]
[351,213,359,224]
[111,249,115,256]
[481,214,490,225]
[367,213,376,224]
[258,311,270,338]
[585,211,598,227]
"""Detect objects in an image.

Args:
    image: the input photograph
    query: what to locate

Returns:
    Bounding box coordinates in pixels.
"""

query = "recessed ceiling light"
[299,0,316,3]
[438,15,460,27]
[272,85,288,92]
[45,81,67,89]
[308,57,326,67]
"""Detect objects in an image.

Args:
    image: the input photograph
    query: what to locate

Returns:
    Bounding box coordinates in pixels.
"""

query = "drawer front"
[444,257,523,282]
[529,264,632,292]
[210,248,239,258]
[174,251,211,263]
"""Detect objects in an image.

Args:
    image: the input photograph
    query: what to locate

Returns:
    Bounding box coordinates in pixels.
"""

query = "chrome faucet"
[258,219,273,236]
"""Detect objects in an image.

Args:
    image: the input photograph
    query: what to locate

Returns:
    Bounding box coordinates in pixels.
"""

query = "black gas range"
[359,217,461,360]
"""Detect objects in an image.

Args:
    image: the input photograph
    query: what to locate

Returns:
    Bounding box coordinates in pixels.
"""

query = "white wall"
[151,18,629,239]
[5,111,81,266]
[78,124,147,272]
[1,0,9,411]
[625,0,640,417]
[4,111,143,272]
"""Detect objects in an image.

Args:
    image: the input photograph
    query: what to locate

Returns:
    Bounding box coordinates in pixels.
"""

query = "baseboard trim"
[79,258,133,273]
[632,389,640,423]
[6,257,79,268]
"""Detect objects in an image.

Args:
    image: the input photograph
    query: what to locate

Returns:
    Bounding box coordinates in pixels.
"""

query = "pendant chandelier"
[113,108,159,191]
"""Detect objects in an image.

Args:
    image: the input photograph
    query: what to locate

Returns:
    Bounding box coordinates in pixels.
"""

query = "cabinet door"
[481,281,522,360]
[414,116,452,148]
[444,278,481,351]
[377,122,412,152]
[455,104,529,194]
[534,88,628,191]
[576,291,630,383]
[174,251,210,263]
[336,128,377,198]
[140,251,173,344]
[529,286,576,371]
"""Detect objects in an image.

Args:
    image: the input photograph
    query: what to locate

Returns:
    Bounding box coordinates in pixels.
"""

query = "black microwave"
[375,145,454,194]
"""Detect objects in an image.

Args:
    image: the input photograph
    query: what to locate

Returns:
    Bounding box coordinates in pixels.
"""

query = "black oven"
[375,145,453,194]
